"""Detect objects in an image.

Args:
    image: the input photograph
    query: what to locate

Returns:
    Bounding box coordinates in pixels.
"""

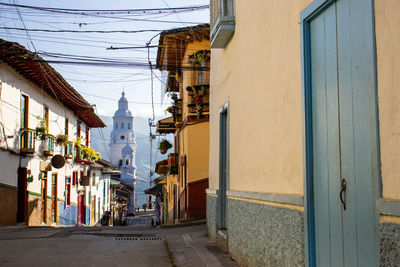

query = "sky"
[0,0,209,119]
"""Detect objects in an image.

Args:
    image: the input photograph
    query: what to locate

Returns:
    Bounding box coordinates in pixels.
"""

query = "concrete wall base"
[0,186,17,225]
[207,195,304,267]
[380,222,400,265]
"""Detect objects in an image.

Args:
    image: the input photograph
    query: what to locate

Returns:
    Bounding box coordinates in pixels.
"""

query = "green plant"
[165,106,174,114]
[158,139,172,154]
[55,134,68,146]
[171,93,178,101]
[35,116,48,141]
[81,146,101,161]
[187,50,211,65]
[74,137,82,147]
[186,86,194,92]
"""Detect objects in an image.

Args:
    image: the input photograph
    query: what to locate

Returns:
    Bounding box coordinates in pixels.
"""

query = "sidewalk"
[159,224,238,267]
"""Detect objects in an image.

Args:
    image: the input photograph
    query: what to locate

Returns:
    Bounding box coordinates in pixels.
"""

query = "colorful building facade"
[0,39,105,226]
[155,24,210,224]
[207,0,400,266]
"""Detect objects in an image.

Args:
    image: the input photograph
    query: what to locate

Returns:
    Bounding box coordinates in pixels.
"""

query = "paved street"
[0,211,237,267]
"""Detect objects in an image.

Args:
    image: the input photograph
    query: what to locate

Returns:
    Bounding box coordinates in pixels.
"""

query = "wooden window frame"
[65,177,71,207]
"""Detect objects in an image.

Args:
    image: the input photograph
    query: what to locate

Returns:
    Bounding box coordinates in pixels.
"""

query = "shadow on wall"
[27,197,40,225]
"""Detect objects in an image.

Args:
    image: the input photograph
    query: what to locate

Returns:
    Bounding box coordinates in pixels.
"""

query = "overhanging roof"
[156,24,210,72]
[155,159,168,175]
[156,116,175,134]
[0,39,105,128]
[144,184,163,196]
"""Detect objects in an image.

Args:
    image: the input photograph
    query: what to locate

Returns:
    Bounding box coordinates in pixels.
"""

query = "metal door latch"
[340,179,346,210]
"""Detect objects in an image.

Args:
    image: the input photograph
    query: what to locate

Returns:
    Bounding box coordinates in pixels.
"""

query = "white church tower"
[109,92,136,214]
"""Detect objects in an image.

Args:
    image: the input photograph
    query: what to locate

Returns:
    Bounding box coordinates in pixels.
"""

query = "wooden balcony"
[42,134,55,156]
[156,116,176,134]
[20,128,35,154]
[168,153,178,175]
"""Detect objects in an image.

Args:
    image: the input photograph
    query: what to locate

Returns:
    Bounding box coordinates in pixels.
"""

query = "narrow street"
[0,211,237,267]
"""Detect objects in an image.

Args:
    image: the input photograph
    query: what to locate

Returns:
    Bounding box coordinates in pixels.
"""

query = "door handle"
[340,179,346,210]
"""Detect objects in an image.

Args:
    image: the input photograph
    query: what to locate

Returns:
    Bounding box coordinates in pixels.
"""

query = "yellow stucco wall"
[375,0,400,200]
[178,39,210,185]
[209,0,313,195]
[185,122,210,183]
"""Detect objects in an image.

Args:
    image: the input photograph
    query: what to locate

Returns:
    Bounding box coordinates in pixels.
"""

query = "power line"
[0,27,162,33]
[78,91,164,105]
[0,3,209,14]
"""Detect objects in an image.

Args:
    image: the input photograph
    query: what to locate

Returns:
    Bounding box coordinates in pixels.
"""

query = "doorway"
[302,0,379,266]
[51,173,58,224]
[78,193,85,225]
[41,172,48,224]
[218,106,228,229]
[17,167,28,223]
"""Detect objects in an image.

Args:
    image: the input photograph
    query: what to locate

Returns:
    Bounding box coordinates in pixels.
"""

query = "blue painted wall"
[59,203,78,226]
[85,207,90,225]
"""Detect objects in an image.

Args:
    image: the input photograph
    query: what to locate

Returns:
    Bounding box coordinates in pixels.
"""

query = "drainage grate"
[114,237,163,241]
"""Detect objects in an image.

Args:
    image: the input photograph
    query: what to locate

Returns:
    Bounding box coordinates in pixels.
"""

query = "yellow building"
[156,25,210,224]
[207,0,400,266]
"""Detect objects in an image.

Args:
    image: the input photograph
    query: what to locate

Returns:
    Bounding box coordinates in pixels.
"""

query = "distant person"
[142,203,147,212]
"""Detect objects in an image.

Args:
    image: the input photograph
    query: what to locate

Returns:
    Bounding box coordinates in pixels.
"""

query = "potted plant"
[35,117,48,141]
[171,93,178,101]
[165,106,174,115]
[186,86,194,94]
[55,134,68,147]
[158,139,172,154]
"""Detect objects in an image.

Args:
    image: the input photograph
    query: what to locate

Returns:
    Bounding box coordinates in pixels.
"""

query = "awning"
[144,184,163,196]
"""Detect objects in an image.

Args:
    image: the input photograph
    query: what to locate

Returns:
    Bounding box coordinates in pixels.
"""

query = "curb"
[160,219,206,228]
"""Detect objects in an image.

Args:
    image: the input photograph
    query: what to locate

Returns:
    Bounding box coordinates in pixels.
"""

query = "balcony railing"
[210,0,235,48]
[65,141,73,159]
[168,153,178,175]
[20,128,35,154]
[186,84,210,116]
[43,134,55,156]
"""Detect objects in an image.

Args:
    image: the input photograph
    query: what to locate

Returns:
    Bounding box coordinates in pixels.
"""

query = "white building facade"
[109,92,137,214]
[0,39,105,226]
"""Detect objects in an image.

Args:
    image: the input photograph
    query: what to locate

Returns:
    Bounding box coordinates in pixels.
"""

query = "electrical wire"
[1,27,163,34]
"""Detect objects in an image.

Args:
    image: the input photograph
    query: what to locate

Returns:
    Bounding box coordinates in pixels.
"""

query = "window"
[115,123,118,129]
[80,170,84,185]
[126,159,129,165]
[21,95,29,128]
[43,106,49,129]
[121,123,124,129]
[65,177,71,207]
[128,123,131,129]
[85,127,89,147]
[119,159,123,167]
[92,172,96,186]
[120,135,125,140]
[65,118,69,136]
[72,171,78,186]
[210,0,235,48]
[77,122,81,140]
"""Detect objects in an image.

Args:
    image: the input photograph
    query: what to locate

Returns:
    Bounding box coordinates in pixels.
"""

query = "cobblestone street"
[126,210,155,227]
[0,211,237,267]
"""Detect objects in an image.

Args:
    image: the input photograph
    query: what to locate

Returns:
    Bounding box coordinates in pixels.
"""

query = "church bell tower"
[109,92,136,214]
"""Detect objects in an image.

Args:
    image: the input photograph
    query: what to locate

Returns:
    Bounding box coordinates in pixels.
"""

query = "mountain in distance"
[91,115,172,206]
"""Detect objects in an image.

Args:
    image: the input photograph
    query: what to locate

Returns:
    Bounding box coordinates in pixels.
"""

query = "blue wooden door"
[308,0,379,266]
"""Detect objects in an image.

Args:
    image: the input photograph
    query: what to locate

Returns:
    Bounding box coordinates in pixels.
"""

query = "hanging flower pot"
[159,139,172,154]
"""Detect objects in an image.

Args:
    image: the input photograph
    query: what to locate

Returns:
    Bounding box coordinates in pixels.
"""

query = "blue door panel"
[306,0,379,266]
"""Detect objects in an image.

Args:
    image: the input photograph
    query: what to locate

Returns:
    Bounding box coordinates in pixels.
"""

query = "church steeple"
[109,90,137,215]
[114,91,132,117]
